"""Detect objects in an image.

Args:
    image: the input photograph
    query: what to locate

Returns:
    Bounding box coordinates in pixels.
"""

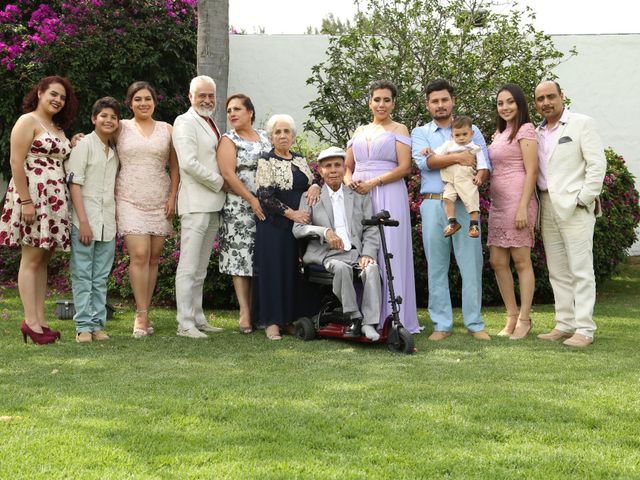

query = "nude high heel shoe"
[496,314,518,337]
[510,318,532,340]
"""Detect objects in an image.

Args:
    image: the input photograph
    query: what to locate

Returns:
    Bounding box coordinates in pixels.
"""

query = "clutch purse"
[55,300,75,320]
[55,301,115,320]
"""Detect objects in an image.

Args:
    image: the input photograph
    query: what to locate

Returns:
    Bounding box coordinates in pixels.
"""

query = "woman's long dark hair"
[496,83,531,142]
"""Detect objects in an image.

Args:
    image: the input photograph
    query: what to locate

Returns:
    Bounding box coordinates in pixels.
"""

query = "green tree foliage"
[304,0,567,143]
[0,0,197,180]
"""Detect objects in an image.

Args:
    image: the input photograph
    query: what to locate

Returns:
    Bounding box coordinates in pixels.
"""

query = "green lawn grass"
[1,263,639,479]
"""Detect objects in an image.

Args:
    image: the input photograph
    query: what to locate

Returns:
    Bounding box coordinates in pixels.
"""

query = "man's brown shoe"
[563,333,593,347]
[469,330,491,341]
[537,329,573,341]
[92,330,110,341]
[76,332,92,343]
[428,331,451,341]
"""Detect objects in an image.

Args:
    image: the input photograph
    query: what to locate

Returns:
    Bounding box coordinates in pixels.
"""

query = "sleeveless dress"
[115,119,173,236]
[219,129,271,276]
[487,123,538,248]
[349,131,420,333]
[0,130,71,251]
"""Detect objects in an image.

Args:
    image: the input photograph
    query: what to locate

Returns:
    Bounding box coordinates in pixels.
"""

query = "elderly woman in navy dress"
[252,114,320,340]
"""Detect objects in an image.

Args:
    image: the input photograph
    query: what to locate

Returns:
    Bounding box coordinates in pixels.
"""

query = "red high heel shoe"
[42,326,61,340]
[20,322,58,345]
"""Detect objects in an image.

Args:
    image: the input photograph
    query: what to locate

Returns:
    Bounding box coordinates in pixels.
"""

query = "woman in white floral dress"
[218,94,271,333]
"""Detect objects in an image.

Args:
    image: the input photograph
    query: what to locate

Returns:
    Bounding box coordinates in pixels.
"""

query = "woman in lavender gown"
[344,80,420,334]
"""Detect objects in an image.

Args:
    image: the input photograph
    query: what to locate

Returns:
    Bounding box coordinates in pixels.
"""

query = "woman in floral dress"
[218,94,271,333]
[0,76,78,344]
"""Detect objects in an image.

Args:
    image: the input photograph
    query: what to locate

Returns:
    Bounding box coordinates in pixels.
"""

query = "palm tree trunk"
[197,0,229,131]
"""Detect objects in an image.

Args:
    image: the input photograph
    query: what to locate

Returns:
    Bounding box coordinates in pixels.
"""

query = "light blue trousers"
[71,226,116,332]
[420,198,484,333]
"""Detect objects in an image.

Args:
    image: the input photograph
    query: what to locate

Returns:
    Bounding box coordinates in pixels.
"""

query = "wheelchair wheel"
[387,326,415,354]
[294,317,316,341]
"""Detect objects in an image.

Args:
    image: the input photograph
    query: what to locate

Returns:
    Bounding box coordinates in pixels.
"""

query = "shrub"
[593,149,640,282]
[0,223,237,308]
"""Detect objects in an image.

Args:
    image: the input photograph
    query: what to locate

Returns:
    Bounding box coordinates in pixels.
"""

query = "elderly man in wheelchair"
[292,146,382,341]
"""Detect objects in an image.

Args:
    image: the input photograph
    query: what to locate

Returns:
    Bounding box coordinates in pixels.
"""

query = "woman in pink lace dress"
[115,81,179,337]
[0,76,78,344]
[487,84,538,340]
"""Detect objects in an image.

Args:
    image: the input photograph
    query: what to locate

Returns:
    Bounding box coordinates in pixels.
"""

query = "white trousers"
[540,193,597,337]
[175,212,221,331]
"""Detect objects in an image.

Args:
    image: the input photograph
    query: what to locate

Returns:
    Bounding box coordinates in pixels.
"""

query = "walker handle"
[361,210,399,227]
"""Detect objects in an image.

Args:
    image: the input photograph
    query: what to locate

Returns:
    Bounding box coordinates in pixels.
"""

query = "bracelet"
[377,177,384,186]
[20,199,33,205]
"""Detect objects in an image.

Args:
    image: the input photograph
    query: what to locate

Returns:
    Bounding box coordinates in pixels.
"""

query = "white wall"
[228,35,330,129]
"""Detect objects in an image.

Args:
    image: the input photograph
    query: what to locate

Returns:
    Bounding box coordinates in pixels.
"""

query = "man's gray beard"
[194,106,215,117]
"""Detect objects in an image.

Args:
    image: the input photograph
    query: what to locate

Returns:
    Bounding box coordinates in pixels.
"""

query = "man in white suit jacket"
[534,81,606,347]
[292,147,382,341]
[172,75,227,338]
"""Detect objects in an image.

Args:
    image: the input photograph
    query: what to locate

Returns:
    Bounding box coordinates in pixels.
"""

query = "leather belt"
[423,193,443,200]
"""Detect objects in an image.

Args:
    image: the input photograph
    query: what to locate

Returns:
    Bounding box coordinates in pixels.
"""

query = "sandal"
[239,326,253,334]
[133,309,149,338]
[132,327,148,338]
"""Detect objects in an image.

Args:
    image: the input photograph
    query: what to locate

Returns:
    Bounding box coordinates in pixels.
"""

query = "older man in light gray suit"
[534,80,606,347]
[293,147,382,341]
[172,75,227,338]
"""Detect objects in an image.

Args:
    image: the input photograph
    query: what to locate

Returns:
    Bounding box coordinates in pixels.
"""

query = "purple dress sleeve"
[394,133,411,146]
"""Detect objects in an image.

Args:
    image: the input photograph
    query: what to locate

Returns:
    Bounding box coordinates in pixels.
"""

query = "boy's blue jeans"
[70,226,116,333]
